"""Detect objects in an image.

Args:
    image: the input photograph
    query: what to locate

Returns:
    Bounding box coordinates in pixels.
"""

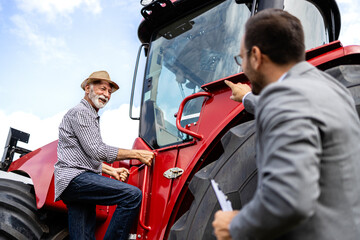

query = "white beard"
[89,85,109,109]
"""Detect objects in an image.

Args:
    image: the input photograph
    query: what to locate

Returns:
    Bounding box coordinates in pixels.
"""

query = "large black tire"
[325,64,360,118]
[169,120,256,240]
[0,178,68,240]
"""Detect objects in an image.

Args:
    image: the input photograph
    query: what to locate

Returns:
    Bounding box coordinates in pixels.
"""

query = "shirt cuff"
[106,146,118,163]
[242,91,251,103]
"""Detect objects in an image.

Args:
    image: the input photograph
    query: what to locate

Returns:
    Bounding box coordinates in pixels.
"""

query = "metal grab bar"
[139,164,151,231]
[176,92,212,140]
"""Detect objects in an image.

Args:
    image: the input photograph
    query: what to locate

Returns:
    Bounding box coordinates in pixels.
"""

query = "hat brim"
[81,78,119,93]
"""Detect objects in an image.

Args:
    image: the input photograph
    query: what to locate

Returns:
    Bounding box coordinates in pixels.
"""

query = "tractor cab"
[131,0,340,149]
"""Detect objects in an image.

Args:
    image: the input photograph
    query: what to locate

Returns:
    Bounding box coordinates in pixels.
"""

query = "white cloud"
[100,104,139,149]
[0,110,64,159]
[9,0,103,62]
[113,1,141,16]
[338,1,360,46]
[337,0,351,3]
[10,14,74,62]
[15,0,101,19]
[0,104,139,162]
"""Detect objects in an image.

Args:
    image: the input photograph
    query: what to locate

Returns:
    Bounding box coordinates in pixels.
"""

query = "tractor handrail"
[139,164,151,231]
[176,92,213,140]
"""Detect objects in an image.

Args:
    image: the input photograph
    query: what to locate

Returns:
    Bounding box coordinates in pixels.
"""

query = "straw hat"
[81,70,119,93]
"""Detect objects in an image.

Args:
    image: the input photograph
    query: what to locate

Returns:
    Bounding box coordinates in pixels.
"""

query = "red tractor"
[1,0,359,239]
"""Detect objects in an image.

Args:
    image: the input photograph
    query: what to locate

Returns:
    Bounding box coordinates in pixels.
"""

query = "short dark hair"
[244,8,305,64]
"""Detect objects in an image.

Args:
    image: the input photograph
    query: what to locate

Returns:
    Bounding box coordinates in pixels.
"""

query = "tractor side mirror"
[130,43,149,120]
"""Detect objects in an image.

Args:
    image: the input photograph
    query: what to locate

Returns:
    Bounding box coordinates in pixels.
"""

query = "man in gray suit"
[212,9,360,240]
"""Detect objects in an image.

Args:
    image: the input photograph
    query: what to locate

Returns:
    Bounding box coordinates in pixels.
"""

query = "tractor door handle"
[176,92,212,140]
[139,164,151,231]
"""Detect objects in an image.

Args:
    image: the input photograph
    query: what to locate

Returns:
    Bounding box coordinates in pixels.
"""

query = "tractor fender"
[8,140,58,209]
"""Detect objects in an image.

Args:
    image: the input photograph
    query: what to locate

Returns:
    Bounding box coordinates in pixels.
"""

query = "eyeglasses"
[234,49,251,68]
[234,55,243,66]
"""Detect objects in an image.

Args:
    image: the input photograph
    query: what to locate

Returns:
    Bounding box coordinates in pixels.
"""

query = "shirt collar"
[81,99,99,118]
[278,72,287,83]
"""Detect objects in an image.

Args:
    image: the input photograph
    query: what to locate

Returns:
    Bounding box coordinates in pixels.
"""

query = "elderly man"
[212,9,360,240]
[54,70,154,240]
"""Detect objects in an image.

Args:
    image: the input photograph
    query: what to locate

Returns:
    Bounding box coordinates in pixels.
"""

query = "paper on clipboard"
[211,179,233,211]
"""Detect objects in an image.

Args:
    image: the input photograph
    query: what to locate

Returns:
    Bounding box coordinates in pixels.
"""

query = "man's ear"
[85,84,91,94]
[250,46,262,70]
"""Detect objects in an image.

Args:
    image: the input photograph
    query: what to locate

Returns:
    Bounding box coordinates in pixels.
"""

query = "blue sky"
[0,0,143,153]
[0,0,360,157]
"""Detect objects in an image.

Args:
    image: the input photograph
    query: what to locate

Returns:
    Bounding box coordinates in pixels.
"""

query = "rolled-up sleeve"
[71,110,118,163]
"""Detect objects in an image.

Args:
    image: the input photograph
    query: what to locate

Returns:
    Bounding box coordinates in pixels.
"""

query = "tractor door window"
[141,1,252,148]
[284,0,329,49]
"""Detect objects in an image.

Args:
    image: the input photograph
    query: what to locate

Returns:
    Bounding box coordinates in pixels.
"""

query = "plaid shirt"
[54,99,118,201]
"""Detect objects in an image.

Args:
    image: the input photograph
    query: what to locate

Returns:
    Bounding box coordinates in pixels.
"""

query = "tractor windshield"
[139,0,330,149]
[140,1,251,148]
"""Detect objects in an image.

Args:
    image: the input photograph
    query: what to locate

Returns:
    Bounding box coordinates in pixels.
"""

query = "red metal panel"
[344,45,360,55]
[145,149,179,239]
[8,140,58,209]
[159,86,245,239]
[131,84,245,239]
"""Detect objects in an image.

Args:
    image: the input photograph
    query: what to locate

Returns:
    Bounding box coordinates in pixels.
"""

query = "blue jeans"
[61,171,142,240]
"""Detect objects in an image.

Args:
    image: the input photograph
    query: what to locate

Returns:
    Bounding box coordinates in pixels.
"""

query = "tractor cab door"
[138,0,251,149]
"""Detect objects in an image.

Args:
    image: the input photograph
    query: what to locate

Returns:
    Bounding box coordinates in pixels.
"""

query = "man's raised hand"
[224,80,251,103]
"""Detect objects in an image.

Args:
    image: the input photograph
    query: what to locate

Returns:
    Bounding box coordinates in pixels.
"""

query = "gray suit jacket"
[230,61,360,240]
